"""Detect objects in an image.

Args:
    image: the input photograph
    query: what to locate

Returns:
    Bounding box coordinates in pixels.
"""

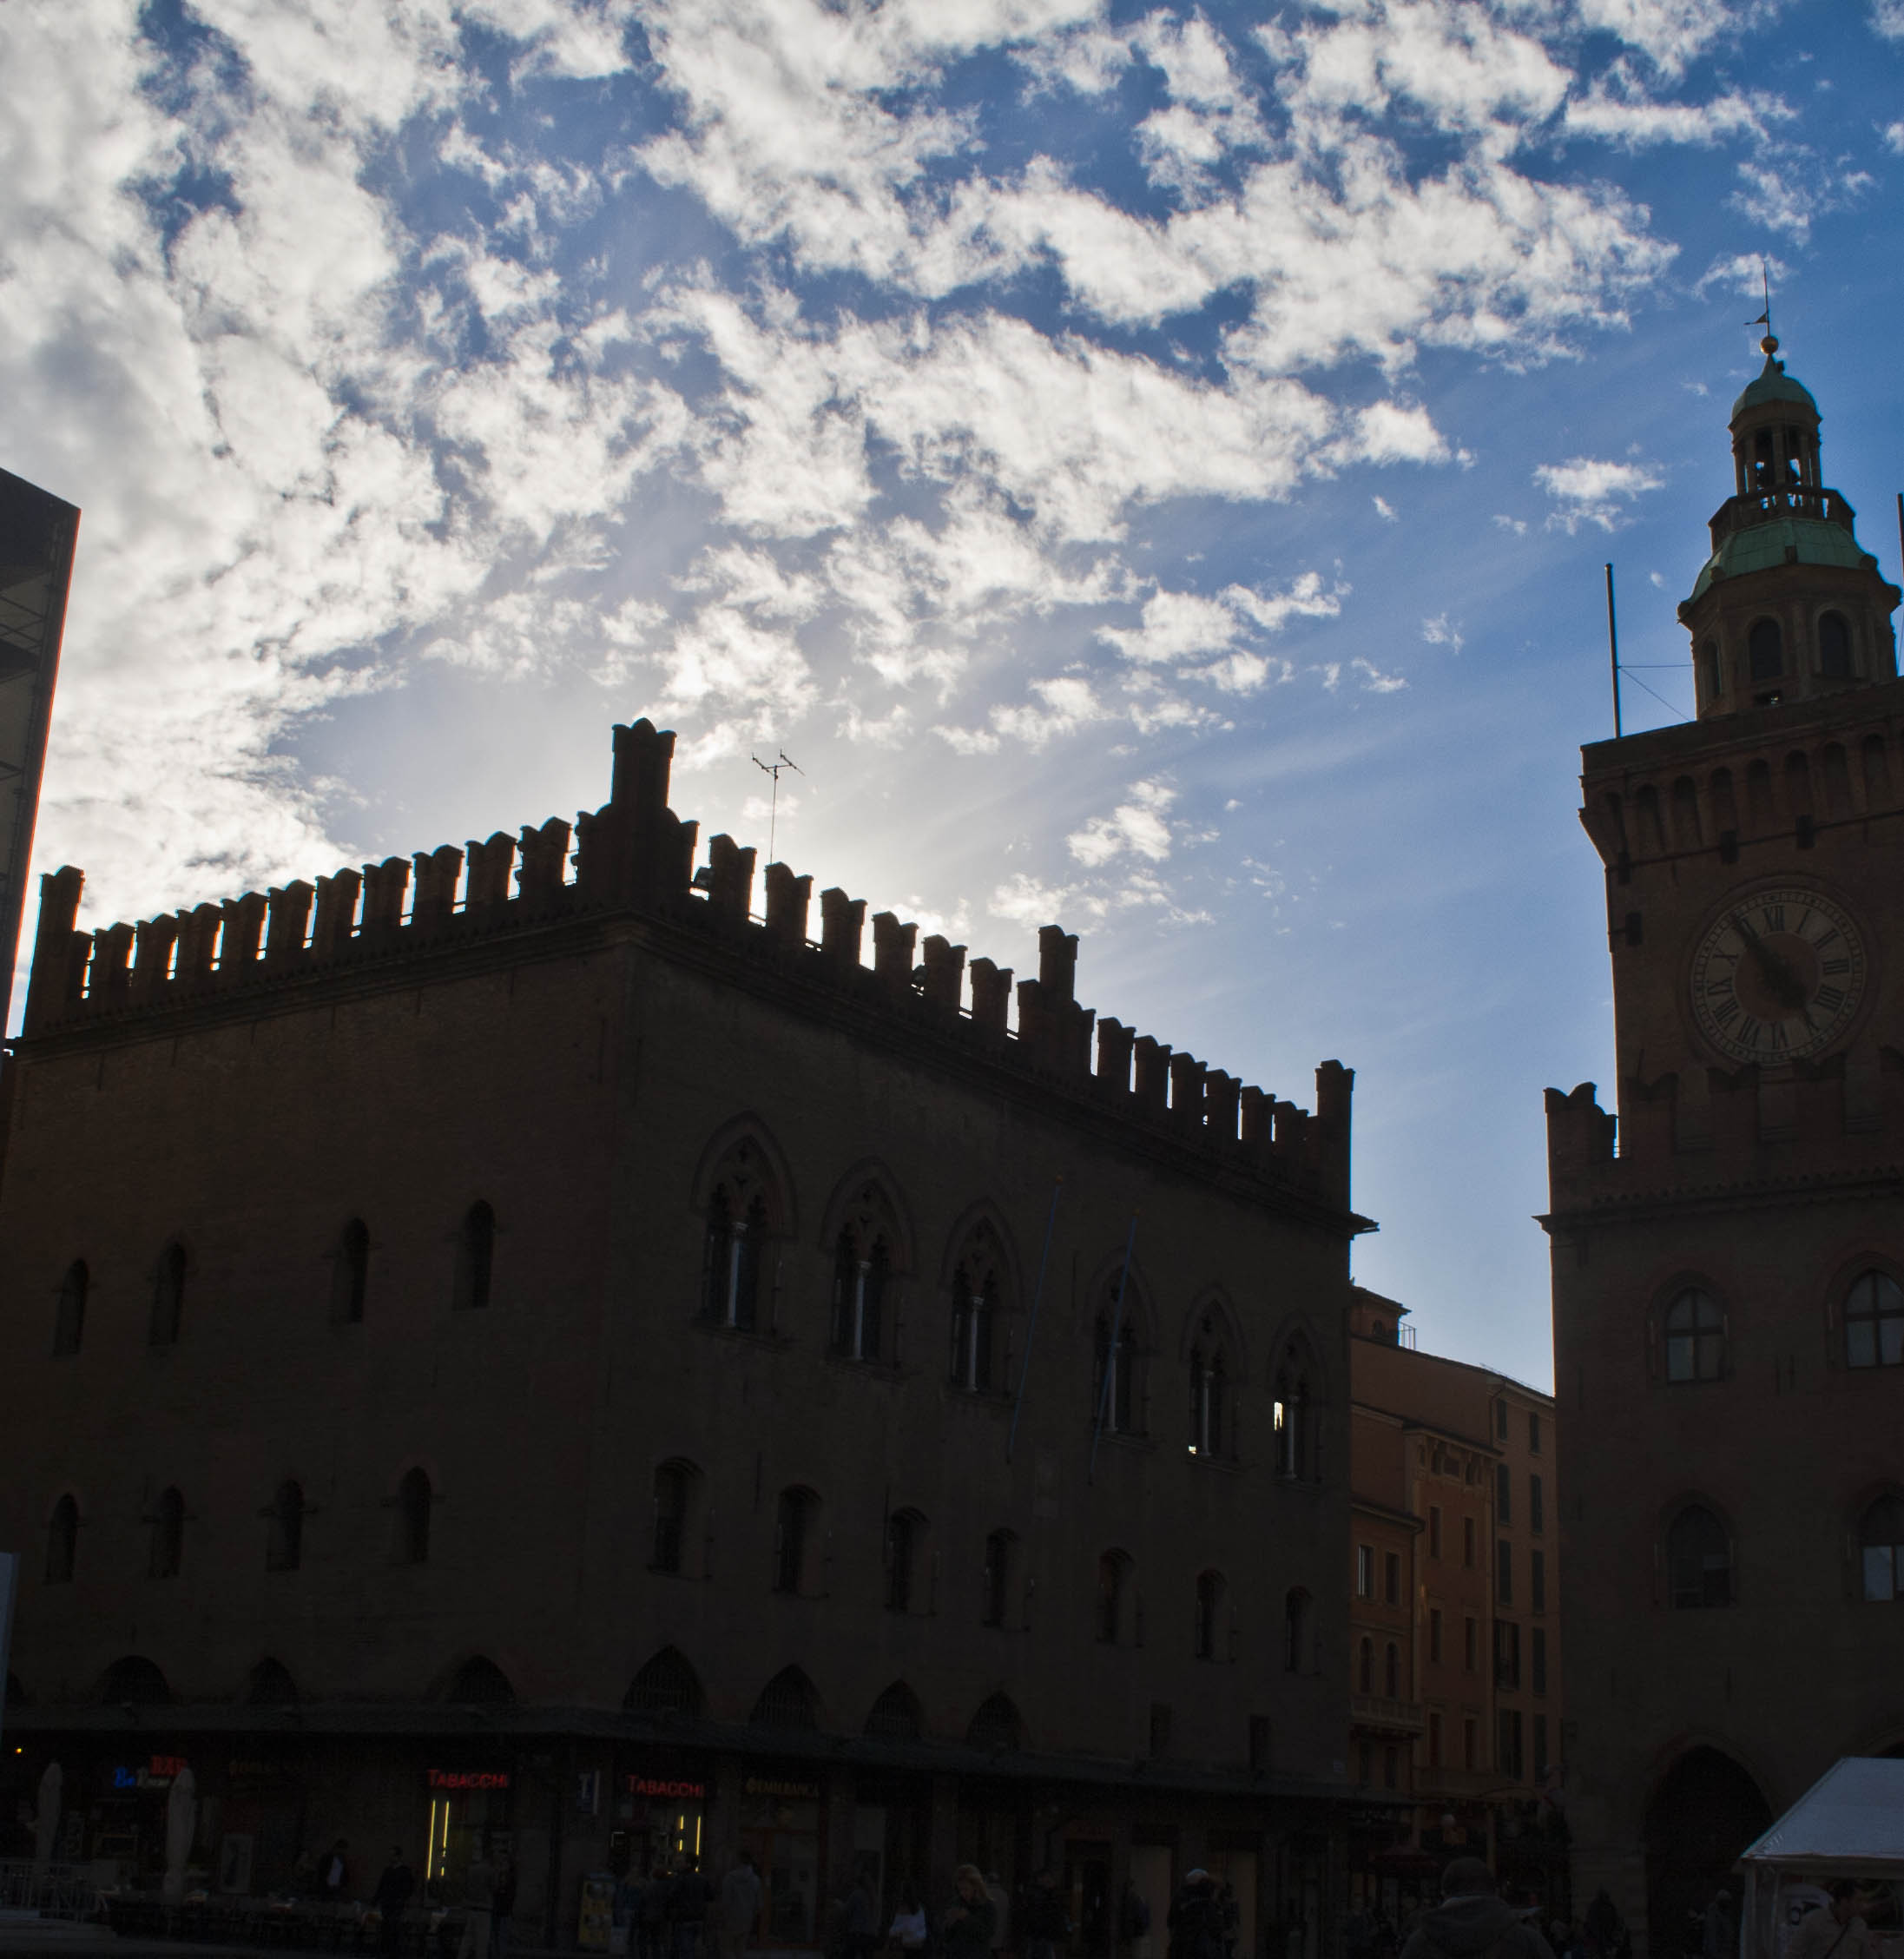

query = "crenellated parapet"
[22,722,1358,1214]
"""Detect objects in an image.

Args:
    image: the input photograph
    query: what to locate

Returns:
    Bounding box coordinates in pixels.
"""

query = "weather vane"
[1746,260,1776,355]
[752,749,804,863]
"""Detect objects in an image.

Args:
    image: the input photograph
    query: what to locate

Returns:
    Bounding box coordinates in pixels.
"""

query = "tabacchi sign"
[427,1770,511,1791]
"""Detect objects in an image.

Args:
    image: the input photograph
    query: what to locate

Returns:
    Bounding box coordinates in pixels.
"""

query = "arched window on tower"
[1845,1270,1904,1369]
[774,1487,818,1596]
[1664,1288,1725,1382]
[1860,1494,1904,1603]
[1283,1586,1311,1672]
[1749,618,1783,683]
[397,1468,433,1565]
[453,1202,495,1312]
[1666,1503,1732,1608]
[150,1242,186,1346]
[1820,611,1853,679]
[1097,1549,1133,1645]
[45,1496,77,1585]
[332,1218,370,1322]
[53,1260,87,1357]
[148,1487,184,1580]
[266,1480,304,1573]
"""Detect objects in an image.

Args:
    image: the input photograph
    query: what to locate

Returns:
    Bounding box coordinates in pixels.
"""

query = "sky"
[4,0,1903,1390]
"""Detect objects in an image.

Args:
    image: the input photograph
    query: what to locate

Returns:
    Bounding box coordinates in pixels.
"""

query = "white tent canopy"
[1742,1759,1904,1876]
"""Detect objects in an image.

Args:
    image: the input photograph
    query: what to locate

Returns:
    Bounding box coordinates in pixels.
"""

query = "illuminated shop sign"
[110,1756,187,1791]
[742,1777,820,1802]
[626,1777,707,1801]
[426,1770,511,1791]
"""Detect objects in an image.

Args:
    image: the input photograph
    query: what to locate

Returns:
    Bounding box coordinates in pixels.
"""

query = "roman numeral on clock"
[1816,985,1845,1013]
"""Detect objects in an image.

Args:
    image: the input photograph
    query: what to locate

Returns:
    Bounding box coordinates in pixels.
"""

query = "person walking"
[1400,1861,1555,1959]
[720,1850,764,1959]
[890,1884,929,1956]
[372,1848,416,1958]
[945,1867,998,1959]
[1167,1872,1225,1959]
[322,1839,352,1905]
[458,1840,498,1959]
[674,1862,715,1959]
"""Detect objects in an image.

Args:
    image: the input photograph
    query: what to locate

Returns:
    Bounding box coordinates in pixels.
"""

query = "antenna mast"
[751,749,804,863]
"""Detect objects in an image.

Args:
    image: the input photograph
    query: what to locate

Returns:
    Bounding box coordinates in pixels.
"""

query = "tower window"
[1820,612,1853,679]
[1667,1503,1732,1608]
[1097,1549,1132,1645]
[1094,1308,1140,1434]
[774,1486,817,1595]
[453,1202,495,1312]
[267,1480,304,1573]
[149,1242,187,1347]
[885,1507,926,1613]
[1748,618,1783,682]
[332,1219,370,1323]
[1664,1287,1725,1382]
[1282,1588,1310,1672]
[982,1527,1016,1627]
[1195,1570,1227,1660]
[148,1487,184,1580]
[398,1467,432,1564]
[1846,1270,1904,1369]
[53,1260,88,1357]
[1861,1494,1904,1602]
[1701,640,1722,701]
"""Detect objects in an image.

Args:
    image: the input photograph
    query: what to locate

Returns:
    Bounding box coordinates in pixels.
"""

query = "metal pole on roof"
[1088,1214,1138,1486]
[1006,1178,1063,1465]
[1605,564,1624,739]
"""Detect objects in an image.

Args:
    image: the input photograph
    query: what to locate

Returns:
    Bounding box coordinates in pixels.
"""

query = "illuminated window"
[1846,1271,1904,1369]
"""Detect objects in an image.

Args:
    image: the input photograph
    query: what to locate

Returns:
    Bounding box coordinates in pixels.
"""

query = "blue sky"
[5,0,1903,1388]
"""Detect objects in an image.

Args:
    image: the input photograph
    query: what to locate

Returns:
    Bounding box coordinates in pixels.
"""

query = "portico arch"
[1644,1746,1770,1958]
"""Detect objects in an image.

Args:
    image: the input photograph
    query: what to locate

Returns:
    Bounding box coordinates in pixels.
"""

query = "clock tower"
[1544,340,1904,1950]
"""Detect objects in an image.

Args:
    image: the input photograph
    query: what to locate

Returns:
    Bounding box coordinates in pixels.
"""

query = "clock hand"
[1737,919,1808,1013]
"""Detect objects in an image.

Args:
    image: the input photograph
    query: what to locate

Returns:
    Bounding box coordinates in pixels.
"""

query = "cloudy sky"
[6,0,1903,1387]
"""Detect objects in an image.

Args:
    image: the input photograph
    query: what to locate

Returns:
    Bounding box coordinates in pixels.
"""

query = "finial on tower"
[1746,260,1778,361]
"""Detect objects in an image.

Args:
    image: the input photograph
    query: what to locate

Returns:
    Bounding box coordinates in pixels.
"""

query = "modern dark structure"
[1544,340,1904,1953]
[0,470,79,1031]
[0,718,1378,1950]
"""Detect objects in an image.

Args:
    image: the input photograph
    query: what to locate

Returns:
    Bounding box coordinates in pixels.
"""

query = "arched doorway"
[1644,1748,1771,1959]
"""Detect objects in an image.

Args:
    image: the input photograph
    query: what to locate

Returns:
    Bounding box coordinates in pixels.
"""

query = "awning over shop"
[1740,1758,1904,1876]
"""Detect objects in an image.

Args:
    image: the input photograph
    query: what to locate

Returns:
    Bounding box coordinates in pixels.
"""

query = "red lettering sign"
[625,1777,706,1801]
[150,1756,187,1779]
[426,1770,511,1791]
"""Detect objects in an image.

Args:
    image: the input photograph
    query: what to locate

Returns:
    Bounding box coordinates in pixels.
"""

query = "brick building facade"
[1,718,1374,1951]
[1545,342,1904,1954]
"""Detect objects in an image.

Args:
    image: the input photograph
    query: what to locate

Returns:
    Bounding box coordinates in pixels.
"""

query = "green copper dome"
[1730,353,1817,422]
[1687,515,1875,604]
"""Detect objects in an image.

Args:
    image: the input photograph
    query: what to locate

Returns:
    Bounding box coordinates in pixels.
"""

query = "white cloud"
[1421,614,1465,652]
[1694,251,1790,299]
[1565,69,1793,148]
[1886,121,1904,154]
[1373,495,1399,521]
[1066,779,1177,867]
[1535,456,1667,531]
[1871,0,1904,40]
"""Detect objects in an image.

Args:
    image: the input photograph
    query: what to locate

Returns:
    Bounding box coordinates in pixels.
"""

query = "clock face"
[1690,885,1868,1065]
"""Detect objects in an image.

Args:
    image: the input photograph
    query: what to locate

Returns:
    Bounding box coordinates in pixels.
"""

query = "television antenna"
[752,749,804,863]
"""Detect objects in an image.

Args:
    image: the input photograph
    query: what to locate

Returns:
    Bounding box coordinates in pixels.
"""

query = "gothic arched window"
[1845,1270,1904,1370]
[1094,1303,1141,1435]
[1666,1503,1732,1608]
[1664,1288,1725,1382]
[700,1136,782,1332]
[1189,1329,1229,1459]
[948,1221,1005,1392]
[831,1182,898,1362]
[1274,1336,1320,1480]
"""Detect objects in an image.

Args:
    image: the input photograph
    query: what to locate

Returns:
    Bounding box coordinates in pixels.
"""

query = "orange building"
[1347,1290,1564,1916]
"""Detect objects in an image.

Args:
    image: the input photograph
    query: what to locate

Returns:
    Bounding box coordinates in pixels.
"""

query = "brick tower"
[1544,337,1904,1950]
